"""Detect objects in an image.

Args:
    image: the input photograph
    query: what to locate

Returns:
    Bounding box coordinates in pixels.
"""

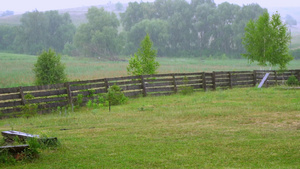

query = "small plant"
[179,76,194,95]
[286,75,299,86]
[107,84,128,106]
[86,100,93,108]
[24,138,41,160]
[75,94,84,108]
[88,89,96,98]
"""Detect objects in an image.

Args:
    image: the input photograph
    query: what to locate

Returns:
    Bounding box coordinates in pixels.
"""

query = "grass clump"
[286,75,299,86]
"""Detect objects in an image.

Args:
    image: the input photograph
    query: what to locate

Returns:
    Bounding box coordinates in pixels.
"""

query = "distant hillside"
[0,2,128,26]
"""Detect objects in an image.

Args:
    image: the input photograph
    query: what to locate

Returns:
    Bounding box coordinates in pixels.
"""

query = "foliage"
[127,34,159,76]
[22,94,38,118]
[14,10,75,54]
[179,76,194,95]
[24,138,41,160]
[242,11,293,70]
[33,49,67,85]
[74,7,120,58]
[286,75,299,86]
[107,84,127,106]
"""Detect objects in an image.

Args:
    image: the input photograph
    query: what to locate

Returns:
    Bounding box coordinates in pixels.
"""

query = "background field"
[1,52,300,88]
[0,87,299,168]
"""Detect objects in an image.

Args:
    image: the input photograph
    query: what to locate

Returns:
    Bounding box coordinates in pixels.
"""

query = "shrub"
[286,75,299,86]
[33,49,67,85]
[179,76,194,95]
[107,84,128,106]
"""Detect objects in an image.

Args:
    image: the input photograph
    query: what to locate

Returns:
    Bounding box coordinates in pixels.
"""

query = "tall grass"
[1,53,300,88]
[0,87,299,168]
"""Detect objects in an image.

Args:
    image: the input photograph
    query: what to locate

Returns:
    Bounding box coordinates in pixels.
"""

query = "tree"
[127,34,159,76]
[74,7,120,58]
[242,12,293,70]
[33,49,67,85]
[14,10,75,55]
[285,15,297,27]
[126,19,169,56]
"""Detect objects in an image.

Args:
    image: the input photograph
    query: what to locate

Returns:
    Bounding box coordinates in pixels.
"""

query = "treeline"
[0,0,284,58]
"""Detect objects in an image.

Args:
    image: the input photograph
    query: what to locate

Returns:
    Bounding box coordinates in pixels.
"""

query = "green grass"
[1,52,300,88]
[0,87,299,168]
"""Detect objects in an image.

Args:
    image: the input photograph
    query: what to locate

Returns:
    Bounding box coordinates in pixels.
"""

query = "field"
[0,87,299,168]
[1,52,300,88]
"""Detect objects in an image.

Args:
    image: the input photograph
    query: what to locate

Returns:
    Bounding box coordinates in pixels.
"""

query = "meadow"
[1,52,300,88]
[0,87,299,168]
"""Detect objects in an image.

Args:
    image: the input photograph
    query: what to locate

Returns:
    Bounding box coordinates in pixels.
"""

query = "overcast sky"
[0,0,298,13]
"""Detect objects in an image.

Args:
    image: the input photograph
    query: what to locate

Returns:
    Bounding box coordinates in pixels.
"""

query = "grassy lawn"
[0,87,299,168]
[1,52,300,88]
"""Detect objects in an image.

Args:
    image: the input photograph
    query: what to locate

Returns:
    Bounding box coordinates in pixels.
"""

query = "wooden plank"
[22,83,65,92]
[0,87,19,94]
[212,72,216,90]
[233,81,255,86]
[143,72,200,78]
[0,107,22,114]
[28,89,67,98]
[38,101,69,109]
[0,145,29,154]
[176,80,201,86]
[215,79,230,83]
[0,100,22,108]
[174,76,202,81]
[69,78,106,85]
[109,80,141,86]
[0,93,21,100]
[65,82,72,106]
[107,75,141,81]
[147,87,174,93]
[27,97,67,104]
[146,81,174,88]
[144,78,173,83]
[124,91,142,97]
[70,83,105,91]
[72,88,107,97]
[120,85,142,91]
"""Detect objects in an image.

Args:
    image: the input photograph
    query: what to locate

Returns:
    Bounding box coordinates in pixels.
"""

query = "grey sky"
[0,0,298,13]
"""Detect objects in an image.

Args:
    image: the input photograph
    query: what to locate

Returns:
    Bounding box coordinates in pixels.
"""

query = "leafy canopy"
[127,33,160,76]
[33,49,67,85]
[242,11,293,70]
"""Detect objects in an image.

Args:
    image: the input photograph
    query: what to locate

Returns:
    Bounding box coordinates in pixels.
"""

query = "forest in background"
[0,0,299,59]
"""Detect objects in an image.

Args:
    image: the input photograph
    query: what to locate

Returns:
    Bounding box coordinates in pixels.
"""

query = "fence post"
[140,75,147,97]
[229,72,233,89]
[104,78,109,92]
[202,72,207,91]
[212,71,216,91]
[19,86,26,105]
[64,82,73,106]
[253,70,257,86]
[297,70,300,82]
[172,74,177,93]
[274,71,278,85]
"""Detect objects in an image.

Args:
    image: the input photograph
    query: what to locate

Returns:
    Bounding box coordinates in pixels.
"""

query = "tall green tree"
[74,7,120,58]
[127,34,159,76]
[33,49,67,85]
[14,10,75,55]
[126,19,169,56]
[242,12,293,70]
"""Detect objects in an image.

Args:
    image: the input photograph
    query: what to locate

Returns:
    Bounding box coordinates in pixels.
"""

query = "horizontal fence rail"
[0,69,299,117]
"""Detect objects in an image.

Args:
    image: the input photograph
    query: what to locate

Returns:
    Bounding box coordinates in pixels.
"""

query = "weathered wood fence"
[1,69,299,117]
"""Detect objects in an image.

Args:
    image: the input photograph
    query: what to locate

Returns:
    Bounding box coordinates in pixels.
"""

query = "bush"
[33,49,67,85]
[286,75,299,86]
[107,84,128,105]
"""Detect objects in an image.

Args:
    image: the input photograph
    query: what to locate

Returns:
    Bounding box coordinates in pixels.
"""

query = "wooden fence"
[1,69,299,117]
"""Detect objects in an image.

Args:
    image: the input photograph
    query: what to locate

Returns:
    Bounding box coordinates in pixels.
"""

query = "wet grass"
[0,87,299,168]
